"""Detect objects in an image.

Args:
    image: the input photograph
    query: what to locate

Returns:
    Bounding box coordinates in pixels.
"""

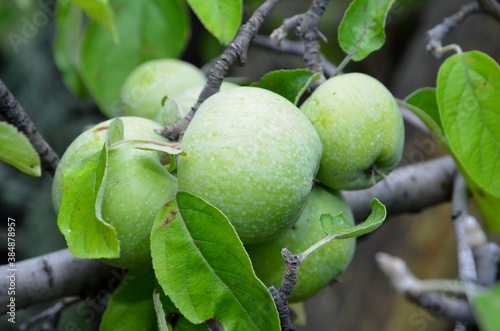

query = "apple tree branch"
[271,0,330,89]
[252,35,337,77]
[157,0,283,142]
[269,248,302,331]
[376,253,477,325]
[425,0,500,57]
[377,170,500,327]
[0,155,458,315]
[0,78,60,176]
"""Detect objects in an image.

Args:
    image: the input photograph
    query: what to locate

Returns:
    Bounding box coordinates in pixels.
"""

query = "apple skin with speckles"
[52,117,178,269]
[300,73,404,190]
[155,81,239,126]
[177,87,323,245]
[120,59,206,120]
[245,185,356,302]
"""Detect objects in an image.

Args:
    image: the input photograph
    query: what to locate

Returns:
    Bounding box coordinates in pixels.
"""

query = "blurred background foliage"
[0,0,499,330]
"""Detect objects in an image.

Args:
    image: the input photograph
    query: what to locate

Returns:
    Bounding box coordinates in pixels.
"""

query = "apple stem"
[108,138,180,149]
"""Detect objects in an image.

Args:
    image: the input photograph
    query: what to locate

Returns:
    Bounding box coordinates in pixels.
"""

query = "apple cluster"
[52,59,403,302]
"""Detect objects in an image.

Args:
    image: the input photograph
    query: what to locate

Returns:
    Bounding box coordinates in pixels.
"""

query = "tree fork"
[157,0,283,142]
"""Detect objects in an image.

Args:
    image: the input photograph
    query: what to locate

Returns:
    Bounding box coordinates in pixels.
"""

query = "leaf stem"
[108,138,179,149]
[298,234,333,261]
[333,22,371,76]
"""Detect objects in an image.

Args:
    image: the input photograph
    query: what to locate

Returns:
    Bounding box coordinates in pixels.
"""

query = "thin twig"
[425,2,482,57]
[450,172,478,330]
[269,248,301,331]
[19,296,80,331]
[157,0,282,141]
[453,323,468,331]
[409,293,476,325]
[462,214,500,286]
[297,0,330,89]
[252,35,337,77]
[376,253,477,325]
[473,241,500,287]
[0,79,60,176]
[451,173,478,283]
[477,0,500,22]
[271,14,304,45]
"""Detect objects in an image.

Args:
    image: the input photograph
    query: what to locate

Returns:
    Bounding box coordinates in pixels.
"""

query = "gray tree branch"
[270,0,330,89]
[0,78,60,176]
[297,0,329,89]
[0,155,458,315]
[252,35,337,77]
[477,0,500,22]
[157,0,283,142]
[425,2,489,57]
[1,249,117,315]
[376,253,477,326]
[270,248,301,331]
[343,155,456,223]
[451,173,478,283]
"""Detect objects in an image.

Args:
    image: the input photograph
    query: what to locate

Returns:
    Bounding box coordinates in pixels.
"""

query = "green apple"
[177,87,322,245]
[52,117,178,269]
[155,81,239,126]
[121,59,206,120]
[245,185,356,302]
[301,72,404,190]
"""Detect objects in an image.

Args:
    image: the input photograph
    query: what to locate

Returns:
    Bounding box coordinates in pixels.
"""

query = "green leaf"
[106,118,124,146]
[186,0,242,44]
[80,0,190,117]
[151,191,280,330]
[251,69,320,105]
[0,122,40,177]
[327,199,386,239]
[319,213,352,235]
[338,0,396,61]
[472,283,500,331]
[100,269,160,331]
[70,0,118,43]
[437,51,500,198]
[156,97,182,126]
[57,152,119,258]
[95,119,124,222]
[404,88,449,148]
[53,2,89,97]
